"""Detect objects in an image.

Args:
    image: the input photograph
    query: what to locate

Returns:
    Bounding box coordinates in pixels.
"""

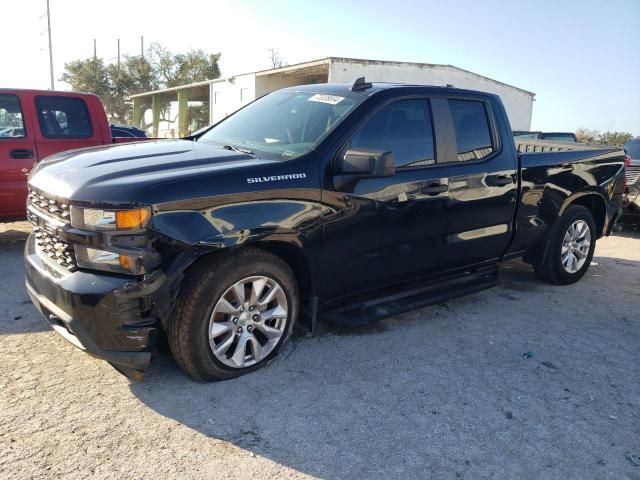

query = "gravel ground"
[1,222,639,480]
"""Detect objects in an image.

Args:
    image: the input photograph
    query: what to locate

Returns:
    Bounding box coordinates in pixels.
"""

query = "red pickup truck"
[0,89,147,221]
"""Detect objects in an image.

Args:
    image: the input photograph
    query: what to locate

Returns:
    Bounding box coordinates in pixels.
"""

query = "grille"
[626,166,640,186]
[28,189,70,223]
[27,189,77,272]
[33,226,78,271]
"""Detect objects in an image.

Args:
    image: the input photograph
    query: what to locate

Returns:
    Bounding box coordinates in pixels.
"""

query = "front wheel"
[168,248,298,381]
[532,205,597,285]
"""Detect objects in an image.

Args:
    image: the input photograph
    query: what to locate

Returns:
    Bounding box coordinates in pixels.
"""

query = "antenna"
[351,77,372,91]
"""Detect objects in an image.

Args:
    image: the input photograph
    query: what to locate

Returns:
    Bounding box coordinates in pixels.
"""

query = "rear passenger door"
[0,93,37,219]
[33,95,99,159]
[432,96,518,269]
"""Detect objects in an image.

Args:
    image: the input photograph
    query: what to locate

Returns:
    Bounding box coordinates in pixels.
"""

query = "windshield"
[198,91,361,159]
[514,133,539,140]
[542,133,576,142]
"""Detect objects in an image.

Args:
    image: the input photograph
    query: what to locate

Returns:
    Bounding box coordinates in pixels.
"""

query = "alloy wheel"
[208,276,288,368]
[561,219,591,274]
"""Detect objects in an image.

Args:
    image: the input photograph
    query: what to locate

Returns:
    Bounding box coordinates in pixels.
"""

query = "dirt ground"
[1,221,639,479]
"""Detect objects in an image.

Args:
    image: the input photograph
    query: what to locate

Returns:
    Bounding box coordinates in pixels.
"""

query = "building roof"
[130,56,535,99]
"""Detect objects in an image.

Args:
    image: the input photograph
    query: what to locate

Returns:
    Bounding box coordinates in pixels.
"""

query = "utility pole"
[117,38,121,68]
[140,36,144,58]
[93,39,97,59]
[46,0,54,90]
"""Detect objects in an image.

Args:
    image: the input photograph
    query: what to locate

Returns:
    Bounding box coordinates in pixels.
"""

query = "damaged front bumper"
[621,186,640,223]
[24,234,166,380]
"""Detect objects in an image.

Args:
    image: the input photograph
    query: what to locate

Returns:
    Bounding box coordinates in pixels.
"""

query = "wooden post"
[132,97,142,128]
[151,95,160,138]
[177,90,189,137]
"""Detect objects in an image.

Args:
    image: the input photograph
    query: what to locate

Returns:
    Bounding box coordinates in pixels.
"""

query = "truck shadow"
[128,253,639,479]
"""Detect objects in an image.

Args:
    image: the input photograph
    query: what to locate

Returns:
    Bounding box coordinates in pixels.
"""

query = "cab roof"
[279,82,500,100]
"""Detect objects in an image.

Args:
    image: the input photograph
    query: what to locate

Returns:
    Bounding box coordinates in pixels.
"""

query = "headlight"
[70,207,150,230]
[74,246,146,275]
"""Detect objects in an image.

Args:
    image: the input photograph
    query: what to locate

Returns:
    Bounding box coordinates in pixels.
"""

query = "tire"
[168,247,298,381]
[532,205,597,285]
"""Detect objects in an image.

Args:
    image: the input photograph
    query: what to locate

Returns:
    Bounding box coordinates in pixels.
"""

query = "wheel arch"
[183,239,315,302]
[560,192,607,237]
[249,240,314,301]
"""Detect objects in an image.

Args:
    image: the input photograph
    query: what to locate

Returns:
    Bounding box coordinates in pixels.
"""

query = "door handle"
[10,149,34,159]
[492,175,515,186]
[421,183,449,195]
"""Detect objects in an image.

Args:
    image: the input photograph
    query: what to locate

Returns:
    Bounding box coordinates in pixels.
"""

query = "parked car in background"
[110,124,148,138]
[622,137,640,221]
[0,89,151,222]
[24,81,626,381]
[513,131,578,142]
[0,127,25,137]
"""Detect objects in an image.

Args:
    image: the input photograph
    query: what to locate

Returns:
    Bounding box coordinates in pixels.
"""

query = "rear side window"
[351,99,435,167]
[0,94,26,138]
[448,100,494,161]
[35,96,93,138]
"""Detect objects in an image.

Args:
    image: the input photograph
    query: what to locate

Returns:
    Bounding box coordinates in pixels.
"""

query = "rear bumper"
[24,234,166,379]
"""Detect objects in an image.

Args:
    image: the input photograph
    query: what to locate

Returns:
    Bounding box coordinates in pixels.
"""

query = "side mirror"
[337,148,396,178]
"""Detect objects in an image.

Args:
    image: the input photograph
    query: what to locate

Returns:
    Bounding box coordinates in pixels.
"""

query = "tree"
[595,131,633,147]
[60,43,221,126]
[267,48,285,69]
[60,57,110,100]
[575,128,599,144]
[575,128,633,147]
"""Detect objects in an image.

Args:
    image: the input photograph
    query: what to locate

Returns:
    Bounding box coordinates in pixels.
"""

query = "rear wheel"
[168,248,298,381]
[532,205,596,285]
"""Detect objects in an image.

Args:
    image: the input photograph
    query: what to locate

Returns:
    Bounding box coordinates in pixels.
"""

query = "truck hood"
[28,140,278,205]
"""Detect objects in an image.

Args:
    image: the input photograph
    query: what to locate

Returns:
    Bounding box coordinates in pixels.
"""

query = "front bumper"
[623,186,640,210]
[24,234,166,380]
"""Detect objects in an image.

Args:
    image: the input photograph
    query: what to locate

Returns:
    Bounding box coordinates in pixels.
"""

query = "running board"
[320,266,500,326]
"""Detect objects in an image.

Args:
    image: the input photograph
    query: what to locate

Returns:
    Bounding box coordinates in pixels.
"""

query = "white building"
[131,57,535,137]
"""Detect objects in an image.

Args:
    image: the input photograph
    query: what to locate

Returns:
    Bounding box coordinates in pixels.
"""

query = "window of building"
[35,96,93,138]
[0,94,26,138]
[448,100,494,161]
[350,99,435,167]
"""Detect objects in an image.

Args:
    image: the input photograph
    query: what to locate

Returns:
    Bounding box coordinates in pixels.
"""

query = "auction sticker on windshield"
[308,94,344,105]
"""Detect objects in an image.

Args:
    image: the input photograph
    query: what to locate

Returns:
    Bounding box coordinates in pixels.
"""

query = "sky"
[2,0,639,134]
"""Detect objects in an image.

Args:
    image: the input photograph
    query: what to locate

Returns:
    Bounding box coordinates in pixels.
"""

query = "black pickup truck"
[24,80,626,381]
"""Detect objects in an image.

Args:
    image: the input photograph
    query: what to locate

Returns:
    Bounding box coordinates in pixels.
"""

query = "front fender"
[151,198,323,247]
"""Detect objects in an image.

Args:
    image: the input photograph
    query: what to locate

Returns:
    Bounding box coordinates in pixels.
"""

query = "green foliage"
[60,57,110,99]
[60,43,221,125]
[596,131,633,147]
[576,128,633,147]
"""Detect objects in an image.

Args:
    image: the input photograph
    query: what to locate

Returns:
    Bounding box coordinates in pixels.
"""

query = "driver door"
[322,97,451,299]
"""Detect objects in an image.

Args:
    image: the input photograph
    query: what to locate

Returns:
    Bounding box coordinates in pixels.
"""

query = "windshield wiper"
[221,144,254,156]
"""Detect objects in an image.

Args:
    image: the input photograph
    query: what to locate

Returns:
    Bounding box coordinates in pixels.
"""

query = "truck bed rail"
[515,139,605,153]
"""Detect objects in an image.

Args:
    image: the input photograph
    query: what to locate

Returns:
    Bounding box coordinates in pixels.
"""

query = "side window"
[448,100,494,161]
[351,99,435,167]
[35,96,93,138]
[0,94,26,138]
